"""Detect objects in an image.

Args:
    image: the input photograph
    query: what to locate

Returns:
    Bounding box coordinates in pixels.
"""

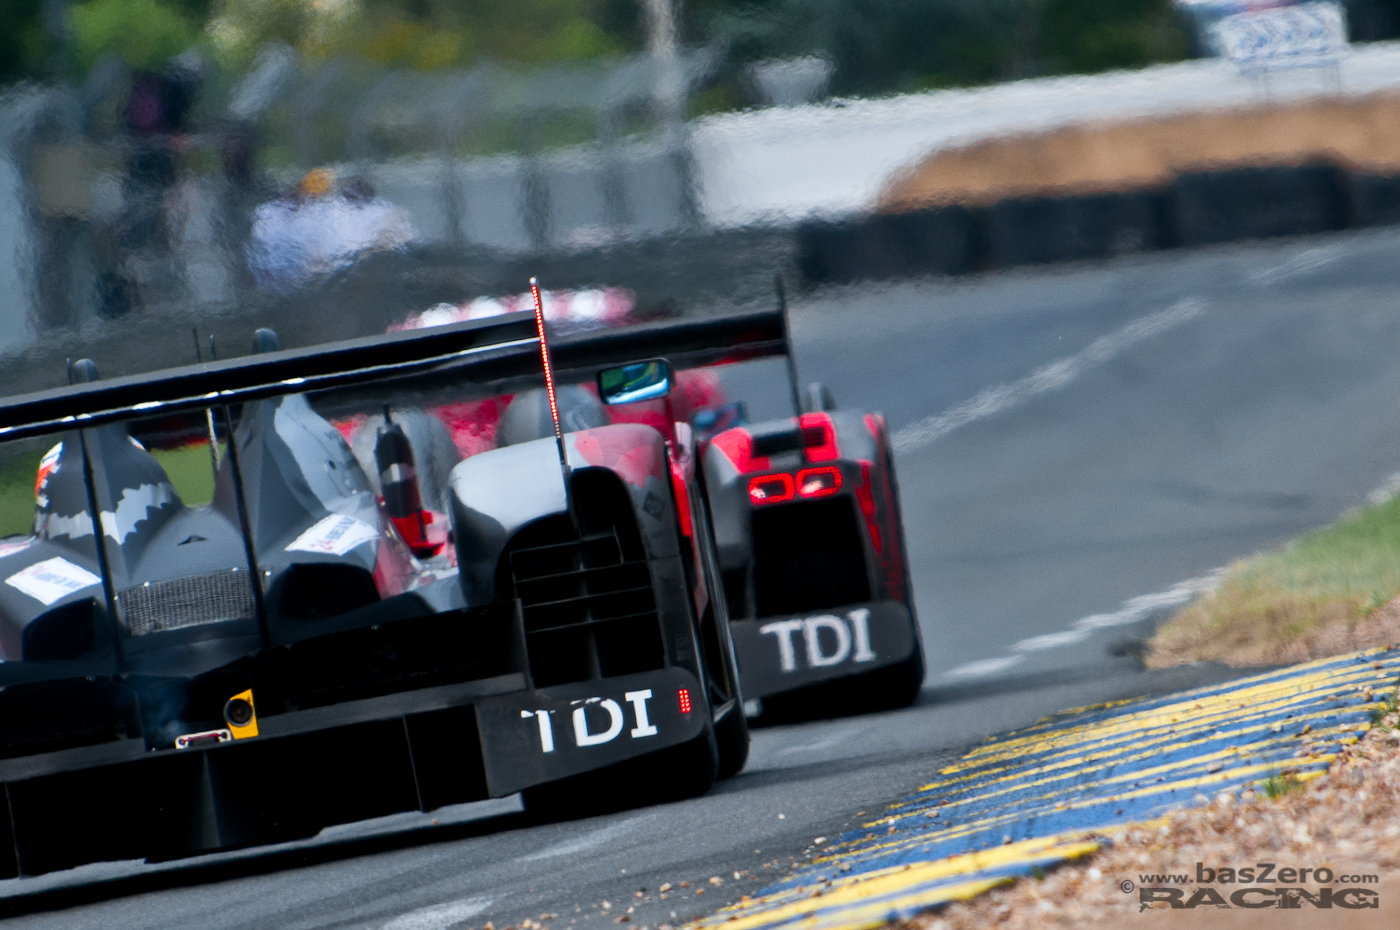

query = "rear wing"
[0,280,801,443]
[0,313,541,442]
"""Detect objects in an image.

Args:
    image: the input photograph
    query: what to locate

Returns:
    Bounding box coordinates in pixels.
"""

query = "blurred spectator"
[90,58,202,318]
[28,119,95,331]
[247,169,416,288]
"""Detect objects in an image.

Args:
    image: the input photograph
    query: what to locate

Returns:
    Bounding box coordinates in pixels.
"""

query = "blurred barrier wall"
[798,162,1382,284]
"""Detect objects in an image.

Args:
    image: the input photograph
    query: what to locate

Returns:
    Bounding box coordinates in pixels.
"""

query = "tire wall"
[798,161,1400,286]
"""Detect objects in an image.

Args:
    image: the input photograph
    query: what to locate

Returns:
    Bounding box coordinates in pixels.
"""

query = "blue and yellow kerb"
[694,647,1400,930]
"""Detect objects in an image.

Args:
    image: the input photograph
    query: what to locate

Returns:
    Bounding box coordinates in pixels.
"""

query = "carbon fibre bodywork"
[0,313,742,877]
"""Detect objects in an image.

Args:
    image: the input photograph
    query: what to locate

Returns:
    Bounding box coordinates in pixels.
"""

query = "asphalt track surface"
[8,226,1400,927]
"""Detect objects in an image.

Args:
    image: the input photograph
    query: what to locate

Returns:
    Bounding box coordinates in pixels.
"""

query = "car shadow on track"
[0,806,533,920]
[0,738,963,922]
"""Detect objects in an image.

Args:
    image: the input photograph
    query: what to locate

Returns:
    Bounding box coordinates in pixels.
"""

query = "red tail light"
[796,466,842,498]
[748,473,795,505]
[678,688,692,714]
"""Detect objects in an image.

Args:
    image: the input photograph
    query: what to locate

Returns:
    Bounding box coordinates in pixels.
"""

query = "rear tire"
[690,489,751,780]
[714,702,750,780]
[876,649,925,710]
[757,650,925,724]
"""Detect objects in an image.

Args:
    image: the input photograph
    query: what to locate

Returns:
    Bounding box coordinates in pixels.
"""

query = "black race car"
[0,310,746,877]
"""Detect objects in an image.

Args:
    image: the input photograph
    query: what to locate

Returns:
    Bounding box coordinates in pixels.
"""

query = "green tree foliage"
[1039,0,1190,74]
[0,0,1328,106]
[207,0,639,69]
[69,0,203,72]
[207,0,361,64]
[0,0,52,84]
[690,0,1193,101]
[693,0,1035,96]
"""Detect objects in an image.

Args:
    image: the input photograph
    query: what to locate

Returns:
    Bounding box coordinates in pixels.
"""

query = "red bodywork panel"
[711,428,771,475]
[709,412,841,476]
[570,423,667,489]
[798,413,840,462]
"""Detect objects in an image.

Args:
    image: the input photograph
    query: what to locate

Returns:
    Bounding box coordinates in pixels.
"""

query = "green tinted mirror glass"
[597,360,674,405]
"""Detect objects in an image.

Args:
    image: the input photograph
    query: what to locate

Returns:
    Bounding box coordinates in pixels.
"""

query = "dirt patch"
[899,702,1400,929]
[1149,591,1400,668]
[1145,489,1400,669]
[879,93,1400,211]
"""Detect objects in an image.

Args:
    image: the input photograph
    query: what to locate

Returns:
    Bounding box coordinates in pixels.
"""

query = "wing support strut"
[776,274,804,417]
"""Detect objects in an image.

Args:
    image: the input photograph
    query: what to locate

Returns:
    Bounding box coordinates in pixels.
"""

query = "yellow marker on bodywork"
[225,689,258,739]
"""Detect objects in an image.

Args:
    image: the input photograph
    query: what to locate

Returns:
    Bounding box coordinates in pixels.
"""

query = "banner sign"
[1211,2,1348,71]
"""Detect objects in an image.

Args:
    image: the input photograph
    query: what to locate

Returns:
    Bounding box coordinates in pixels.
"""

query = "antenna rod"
[776,274,804,416]
[530,277,572,501]
[193,328,221,470]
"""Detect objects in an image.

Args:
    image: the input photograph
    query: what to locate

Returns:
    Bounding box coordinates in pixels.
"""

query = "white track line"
[925,298,1400,683]
[382,896,495,930]
[1011,568,1229,653]
[891,297,1207,454]
[940,568,1227,680]
[775,730,856,757]
[1249,244,1345,286]
[942,655,1026,679]
[518,812,656,862]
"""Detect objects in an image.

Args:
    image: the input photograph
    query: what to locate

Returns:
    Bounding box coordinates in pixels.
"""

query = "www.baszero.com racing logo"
[1129,862,1381,910]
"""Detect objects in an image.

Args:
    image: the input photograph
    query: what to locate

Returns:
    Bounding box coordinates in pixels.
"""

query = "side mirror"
[691,402,748,442]
[597,359,674,405]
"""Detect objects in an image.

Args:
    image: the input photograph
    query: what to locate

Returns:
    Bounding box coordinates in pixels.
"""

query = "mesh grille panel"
[119,571,257,636]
